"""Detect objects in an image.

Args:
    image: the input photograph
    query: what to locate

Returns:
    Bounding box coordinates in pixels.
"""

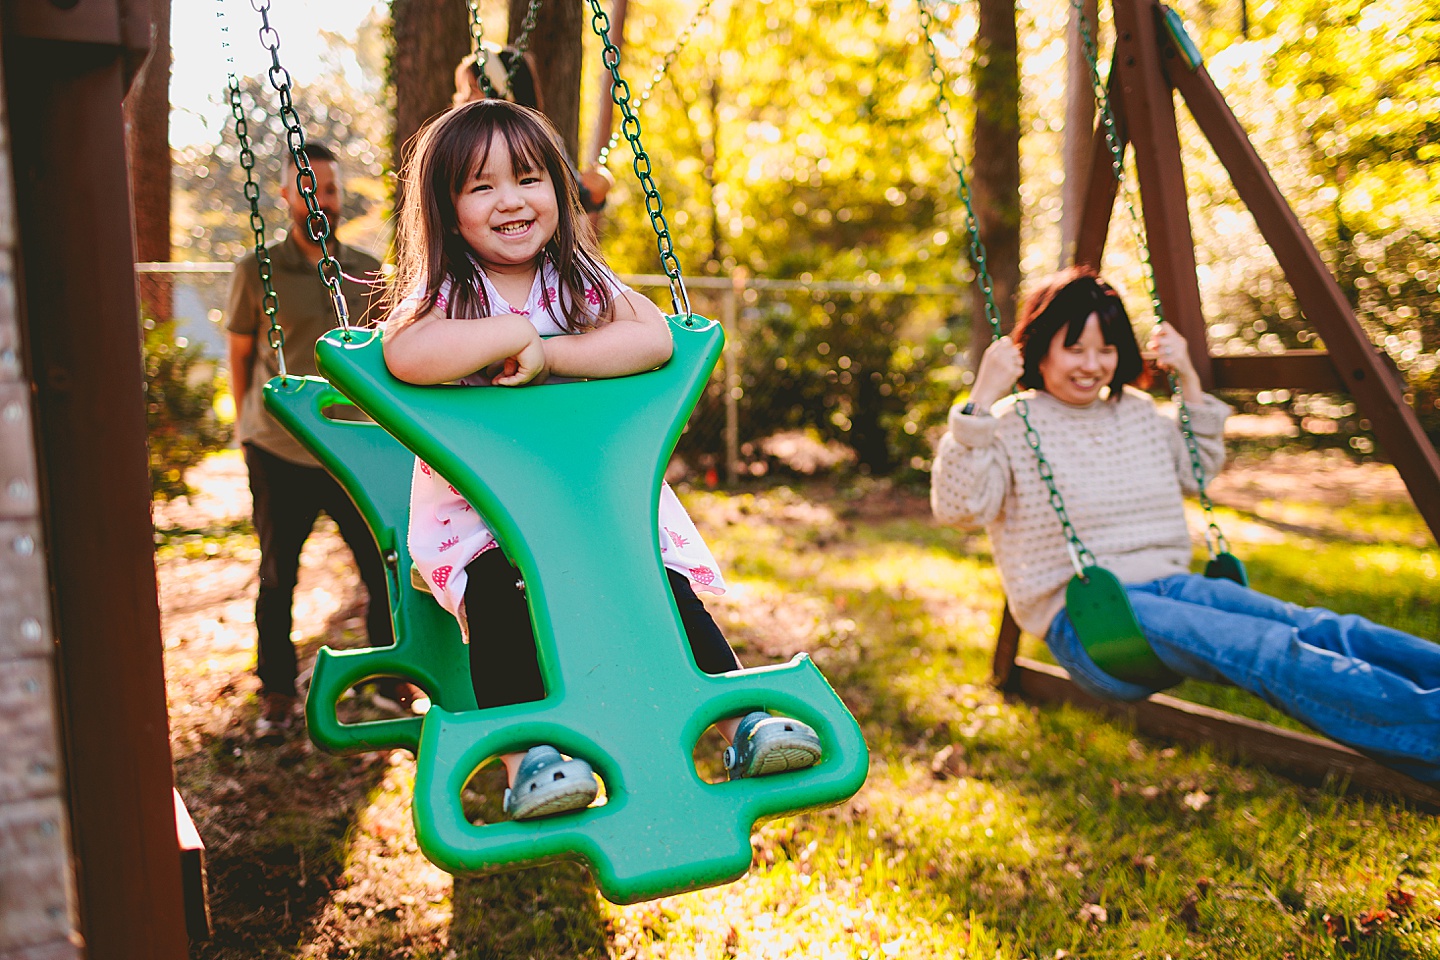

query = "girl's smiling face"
[452,132,559,277]
[1038,312,1119,405]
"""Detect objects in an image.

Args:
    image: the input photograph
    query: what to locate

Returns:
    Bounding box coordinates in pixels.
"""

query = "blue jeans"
[1045,573,1440,784]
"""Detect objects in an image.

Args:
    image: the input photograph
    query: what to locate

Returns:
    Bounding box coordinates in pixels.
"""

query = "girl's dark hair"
[1011,266,1150,394]
[386,99,612,333]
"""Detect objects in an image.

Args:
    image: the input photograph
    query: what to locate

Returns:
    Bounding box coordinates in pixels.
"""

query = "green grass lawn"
[177,473,1440,960]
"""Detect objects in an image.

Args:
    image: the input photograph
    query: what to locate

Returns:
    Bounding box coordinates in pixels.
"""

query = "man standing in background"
[226,143,393,738]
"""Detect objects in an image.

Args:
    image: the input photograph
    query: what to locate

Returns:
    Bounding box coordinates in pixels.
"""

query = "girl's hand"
[491,331,549,387]
[1148,324,1203,401]
[969,336,1024,411]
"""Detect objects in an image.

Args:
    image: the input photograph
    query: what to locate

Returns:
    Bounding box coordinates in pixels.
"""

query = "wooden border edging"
[1011,658,1440,811]
[174,789,210,942]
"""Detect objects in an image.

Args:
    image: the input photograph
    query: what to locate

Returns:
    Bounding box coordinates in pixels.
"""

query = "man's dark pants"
[244,443,394,696]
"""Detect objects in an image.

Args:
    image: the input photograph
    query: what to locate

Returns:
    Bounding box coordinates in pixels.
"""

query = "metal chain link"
[505,0,543,95]
[252,0,352,333]
[1071,0,1228,556]
[466,0,500,98]
[586,0,692,317]
[220,0,286,376]
[467,0,544,102]
[919,0,1096,574]
[597,0,717,169]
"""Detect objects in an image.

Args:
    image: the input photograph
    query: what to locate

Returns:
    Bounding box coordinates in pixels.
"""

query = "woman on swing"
[930,267,1440,784]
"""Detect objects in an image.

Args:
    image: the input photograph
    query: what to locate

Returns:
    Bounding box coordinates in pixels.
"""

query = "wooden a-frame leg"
[992,603,1022,692]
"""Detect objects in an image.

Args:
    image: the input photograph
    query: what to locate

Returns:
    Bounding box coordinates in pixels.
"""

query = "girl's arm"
[383,306,545,385]
[543,290,674,379]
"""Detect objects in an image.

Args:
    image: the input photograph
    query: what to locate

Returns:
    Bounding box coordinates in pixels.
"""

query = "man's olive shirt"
[226,233,383,466]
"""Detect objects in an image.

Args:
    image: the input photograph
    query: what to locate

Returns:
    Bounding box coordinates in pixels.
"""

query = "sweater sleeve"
[1165,393,1231,495]
[930,402,1013,530]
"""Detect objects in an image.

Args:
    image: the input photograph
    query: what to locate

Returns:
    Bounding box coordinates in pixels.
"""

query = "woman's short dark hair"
[1011,266,1150,394]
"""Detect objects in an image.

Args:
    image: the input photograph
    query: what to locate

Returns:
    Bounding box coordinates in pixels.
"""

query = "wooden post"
[723,272,741,486]
[1168,52,1440,542]
[1060,0,1098,266]
[1072,67,1126,269]
[3,1,191,957]
[1110,0,1212,385]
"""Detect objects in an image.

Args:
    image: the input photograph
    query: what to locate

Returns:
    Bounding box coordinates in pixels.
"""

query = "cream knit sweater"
[931,386,1230,636]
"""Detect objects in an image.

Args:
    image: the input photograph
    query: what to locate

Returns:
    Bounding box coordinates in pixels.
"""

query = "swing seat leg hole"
[503,746,601,821]
[693,711,823,784]
[339,677,432,724]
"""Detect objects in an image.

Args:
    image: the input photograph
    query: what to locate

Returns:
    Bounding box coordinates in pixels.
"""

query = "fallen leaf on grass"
[1076,903,1107,928]
[930,743,969,780]
[1177,877,1211,932]
[1356,908,1394,933]
[1386,887,1415,915]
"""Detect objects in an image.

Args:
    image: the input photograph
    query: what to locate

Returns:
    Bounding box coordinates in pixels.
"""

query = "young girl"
[382,99,822,820]
[930,267,1440,784]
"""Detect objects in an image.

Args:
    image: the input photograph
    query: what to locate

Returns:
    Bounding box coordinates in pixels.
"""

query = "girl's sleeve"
[1166,393,1231,495]
[930,404,1013,530]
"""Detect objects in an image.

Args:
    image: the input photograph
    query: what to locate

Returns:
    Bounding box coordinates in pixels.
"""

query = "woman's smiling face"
[1038,312,1119,405]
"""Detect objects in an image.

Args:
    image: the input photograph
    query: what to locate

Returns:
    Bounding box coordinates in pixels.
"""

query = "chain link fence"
[136,263,972,485]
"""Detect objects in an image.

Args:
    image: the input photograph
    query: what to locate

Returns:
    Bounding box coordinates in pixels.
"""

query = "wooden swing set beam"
[991,0,1440,809]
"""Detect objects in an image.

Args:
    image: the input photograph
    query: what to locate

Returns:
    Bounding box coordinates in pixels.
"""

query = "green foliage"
[171,74,391,263]
[144,314,230,500]
[734,288,962,476]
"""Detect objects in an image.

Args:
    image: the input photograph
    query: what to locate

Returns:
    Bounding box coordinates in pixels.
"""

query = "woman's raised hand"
[968,336,1024,411]
[1148,323,1203,401]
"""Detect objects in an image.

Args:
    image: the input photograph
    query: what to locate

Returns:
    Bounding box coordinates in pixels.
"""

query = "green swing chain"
[596,0,717,169]
[220,0,286,376]
[253,0,352,337]
[467,0,544,102]
[917,0,1099,575]
[586,0,693,319]
[1069,1,1232,559]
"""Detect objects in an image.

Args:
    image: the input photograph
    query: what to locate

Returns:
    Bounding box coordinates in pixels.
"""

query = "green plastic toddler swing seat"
[313,315,869,903]
[262,378,477,754]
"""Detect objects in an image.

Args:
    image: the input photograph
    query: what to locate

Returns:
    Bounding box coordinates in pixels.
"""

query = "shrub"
[144,313,231,500]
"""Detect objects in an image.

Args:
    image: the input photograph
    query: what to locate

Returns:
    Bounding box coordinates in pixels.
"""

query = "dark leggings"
[463,548,742,709]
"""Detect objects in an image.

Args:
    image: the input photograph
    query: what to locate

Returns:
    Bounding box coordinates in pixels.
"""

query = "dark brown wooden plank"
[4,8,191,958]
[1209,351,1345,391]
[992,604,1022,691]
[1073,65,1125,269]
[1112,0,1212,385]
[1169,52,1440,544]
[173,790,211,942]
[1012,658,1440,810]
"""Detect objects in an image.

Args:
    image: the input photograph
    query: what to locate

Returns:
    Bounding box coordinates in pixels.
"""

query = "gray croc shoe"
[723,712,822,781]
[503,745,599,820]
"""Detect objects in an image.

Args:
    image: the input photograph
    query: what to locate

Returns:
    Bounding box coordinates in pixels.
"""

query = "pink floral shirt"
[398,261,727,622]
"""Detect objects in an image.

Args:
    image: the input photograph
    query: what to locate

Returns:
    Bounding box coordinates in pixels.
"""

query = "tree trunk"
[124,0,171,317]
[391,0,469,173]
[512,0,584,161]
[969,0,1022,368]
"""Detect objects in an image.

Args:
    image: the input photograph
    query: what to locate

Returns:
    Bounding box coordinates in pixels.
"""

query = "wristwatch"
[959,401,989,417]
